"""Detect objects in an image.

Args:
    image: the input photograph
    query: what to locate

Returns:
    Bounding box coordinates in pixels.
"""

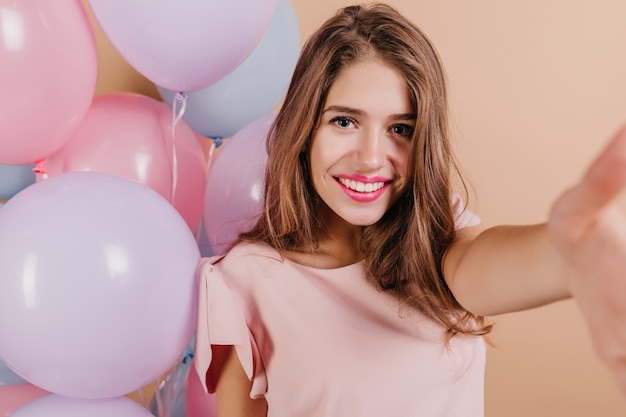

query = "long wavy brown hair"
[239,3,491,338]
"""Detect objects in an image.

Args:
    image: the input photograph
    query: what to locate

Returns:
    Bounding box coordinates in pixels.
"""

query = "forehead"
[325,59,414,114]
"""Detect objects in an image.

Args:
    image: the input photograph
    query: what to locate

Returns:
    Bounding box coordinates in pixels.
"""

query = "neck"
[285,203,363,269]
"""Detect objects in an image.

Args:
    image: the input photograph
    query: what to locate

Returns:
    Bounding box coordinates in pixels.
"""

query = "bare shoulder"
[442,225,481,284]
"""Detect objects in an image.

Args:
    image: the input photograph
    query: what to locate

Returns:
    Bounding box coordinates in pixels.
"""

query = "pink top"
[194,195,485,416]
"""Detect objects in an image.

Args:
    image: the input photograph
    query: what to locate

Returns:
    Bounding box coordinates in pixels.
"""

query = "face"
[309,58,415,229]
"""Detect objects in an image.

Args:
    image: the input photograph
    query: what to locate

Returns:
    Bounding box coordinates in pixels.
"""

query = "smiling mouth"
[337,178,386,193]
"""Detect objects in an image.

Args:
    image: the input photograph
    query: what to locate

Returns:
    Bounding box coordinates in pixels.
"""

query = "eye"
[391,124,414,137]
[330,116,356,129]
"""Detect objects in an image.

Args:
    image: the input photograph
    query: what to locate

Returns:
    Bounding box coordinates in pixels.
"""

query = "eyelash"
[329,116,414,138]
[391,124,414,137]
[329,115,356,129]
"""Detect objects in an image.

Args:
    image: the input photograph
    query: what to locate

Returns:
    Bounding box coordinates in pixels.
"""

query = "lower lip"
[339,182,389,203]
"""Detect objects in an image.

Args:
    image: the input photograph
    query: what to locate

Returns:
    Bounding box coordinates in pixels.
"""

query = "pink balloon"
[0,0,97,165]
[44,93,208,232]
[203,115,273,255]
[10,395,154,417]
[0,172,200,399]
[0,383,49,417]
[185,360,217,417]
[87,0,277,92]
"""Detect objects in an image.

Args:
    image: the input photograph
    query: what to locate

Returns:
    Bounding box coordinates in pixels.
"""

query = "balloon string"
[205,137,224,175]
[172,92,187,125]
[205,139,217,175]
[135,386,149,409]
[154,348,194,417]
[153,377,166,417]
[32,160,48,179]
[170,92,187,203]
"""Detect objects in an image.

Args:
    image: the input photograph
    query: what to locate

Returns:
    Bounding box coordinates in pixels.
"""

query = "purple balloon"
[158,0,301,138]
[11,395,154,417]
[0,172,200,399]
[203,115,274,255]
[88,0,277,92]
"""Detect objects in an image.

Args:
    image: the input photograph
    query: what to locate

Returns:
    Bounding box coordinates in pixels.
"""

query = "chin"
[343,215,385,227]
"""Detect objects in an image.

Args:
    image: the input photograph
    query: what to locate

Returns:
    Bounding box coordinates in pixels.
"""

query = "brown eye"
[330,116,356,129]
[391,124,414,137]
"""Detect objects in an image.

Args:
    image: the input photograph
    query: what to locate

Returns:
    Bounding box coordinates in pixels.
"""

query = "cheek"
[308,142,322,177]
[309,133,337,175]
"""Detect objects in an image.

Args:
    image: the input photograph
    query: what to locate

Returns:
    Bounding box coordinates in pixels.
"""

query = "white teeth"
[338,178,385,192]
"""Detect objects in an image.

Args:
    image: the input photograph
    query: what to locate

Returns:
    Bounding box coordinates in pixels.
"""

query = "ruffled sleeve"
[193,256,267,398]
[451,193,480,229]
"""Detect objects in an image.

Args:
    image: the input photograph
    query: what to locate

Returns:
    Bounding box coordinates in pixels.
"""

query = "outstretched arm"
[444,222,569,316]
[445,126,626,314]
[445,125,626,392]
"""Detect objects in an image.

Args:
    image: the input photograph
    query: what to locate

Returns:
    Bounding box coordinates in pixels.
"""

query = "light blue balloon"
[0,358,27,386]
[150,338,195,417]
[158,0,301,139]
[0,163,36,200]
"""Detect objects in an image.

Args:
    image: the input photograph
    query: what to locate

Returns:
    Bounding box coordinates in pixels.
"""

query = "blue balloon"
[0,164,36,200]
[158,0,301,138]
[0,359,26,386]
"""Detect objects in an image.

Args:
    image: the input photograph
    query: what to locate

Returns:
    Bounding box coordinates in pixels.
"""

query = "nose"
[355,127,385,171]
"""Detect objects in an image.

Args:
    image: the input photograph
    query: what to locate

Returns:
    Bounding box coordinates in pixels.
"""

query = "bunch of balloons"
[0,0,300,415]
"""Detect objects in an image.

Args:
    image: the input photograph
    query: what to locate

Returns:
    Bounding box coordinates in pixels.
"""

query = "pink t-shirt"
[194,196,485,416]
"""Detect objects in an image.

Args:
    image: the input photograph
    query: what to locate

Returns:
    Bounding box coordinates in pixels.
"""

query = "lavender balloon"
[88,0,277,92]
[0,172,200,399]
[158,0,301,138]
[11,395,154,417]
[203,115,273,255]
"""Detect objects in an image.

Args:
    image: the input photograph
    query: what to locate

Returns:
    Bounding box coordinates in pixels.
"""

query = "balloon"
[196,216,216,258]
[88,0,277,92]
[0,360,26,387]
[43,93,208,232]
[10,395,153,417]
[185,360,217,417]
[203,116,273,255]
[0,383,49,416]
[0,0,97,165]
[0,172,200,399]
[0,164,36,200]
[158,0,300,138]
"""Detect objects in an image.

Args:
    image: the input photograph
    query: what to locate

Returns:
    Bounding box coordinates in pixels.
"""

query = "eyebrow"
[322,105,417,121]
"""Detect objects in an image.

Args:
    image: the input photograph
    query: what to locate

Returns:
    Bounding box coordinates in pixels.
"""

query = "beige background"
[80,0,626,415]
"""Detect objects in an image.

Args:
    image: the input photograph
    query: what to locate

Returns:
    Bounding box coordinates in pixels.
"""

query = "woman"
[194,3,626,416]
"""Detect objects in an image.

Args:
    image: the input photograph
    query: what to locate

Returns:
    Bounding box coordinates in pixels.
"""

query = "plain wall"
[81,0,626,415]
